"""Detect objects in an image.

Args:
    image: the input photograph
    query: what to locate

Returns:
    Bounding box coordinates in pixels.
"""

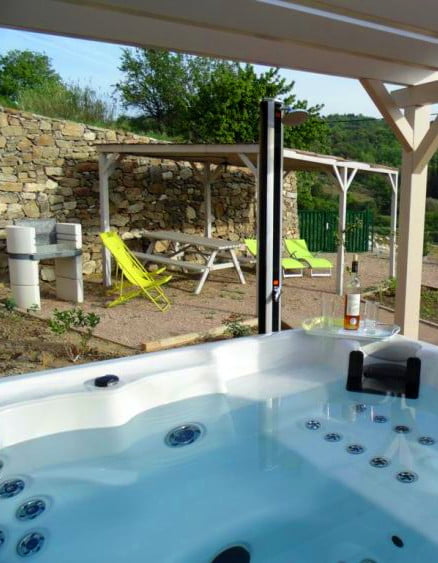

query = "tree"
[116,48,328,150]
[0,49,61,103]
[188,63,327,148]
[115,48,221,134]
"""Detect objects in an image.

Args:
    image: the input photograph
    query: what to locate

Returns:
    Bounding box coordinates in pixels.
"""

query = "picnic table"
[134,230,246,294]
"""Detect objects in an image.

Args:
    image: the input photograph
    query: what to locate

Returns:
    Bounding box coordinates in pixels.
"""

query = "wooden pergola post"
[332,165,357,296]
[98,152,118,287]
[361,79,438,338]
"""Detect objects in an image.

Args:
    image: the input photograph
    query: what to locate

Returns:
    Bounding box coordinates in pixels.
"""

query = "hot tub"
[0,330,437,562]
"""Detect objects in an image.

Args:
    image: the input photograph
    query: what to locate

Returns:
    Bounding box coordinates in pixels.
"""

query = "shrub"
[18,81,116,127]
[49,307,100,362]
[224,315,252,338]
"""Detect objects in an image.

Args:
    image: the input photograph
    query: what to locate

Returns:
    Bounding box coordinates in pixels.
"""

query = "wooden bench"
[135,252,208,272]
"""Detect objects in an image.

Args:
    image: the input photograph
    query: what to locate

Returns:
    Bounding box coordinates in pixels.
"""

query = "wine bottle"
[344,254,361,330]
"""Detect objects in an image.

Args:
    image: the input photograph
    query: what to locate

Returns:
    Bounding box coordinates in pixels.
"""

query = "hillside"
[296,114,438,243]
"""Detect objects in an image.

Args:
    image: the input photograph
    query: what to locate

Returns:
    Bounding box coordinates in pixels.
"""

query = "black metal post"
[257,98,283,334]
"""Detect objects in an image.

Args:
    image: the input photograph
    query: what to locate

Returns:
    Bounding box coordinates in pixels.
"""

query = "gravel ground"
[25,250,438,349]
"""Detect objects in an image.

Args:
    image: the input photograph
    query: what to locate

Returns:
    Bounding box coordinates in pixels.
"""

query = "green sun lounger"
[244,239,304,278]
[284,239,332,277]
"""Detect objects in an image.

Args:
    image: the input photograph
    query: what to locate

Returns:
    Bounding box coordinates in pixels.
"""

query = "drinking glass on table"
[321,293,336,331]
[363,300,379,334]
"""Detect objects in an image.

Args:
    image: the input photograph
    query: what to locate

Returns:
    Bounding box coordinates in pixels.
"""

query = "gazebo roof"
[95,143,397,176]
[3,1,438,86]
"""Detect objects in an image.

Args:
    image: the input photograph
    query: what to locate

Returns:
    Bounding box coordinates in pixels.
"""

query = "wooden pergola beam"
[413,117,438,173]
[360,79,413,152]
[391,81,438,108]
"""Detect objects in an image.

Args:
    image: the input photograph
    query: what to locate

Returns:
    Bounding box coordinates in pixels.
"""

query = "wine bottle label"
[346,294,360,316]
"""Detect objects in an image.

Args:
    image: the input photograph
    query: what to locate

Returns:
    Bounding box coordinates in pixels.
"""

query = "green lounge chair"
[284,239,332,277]
[244,239,304,278]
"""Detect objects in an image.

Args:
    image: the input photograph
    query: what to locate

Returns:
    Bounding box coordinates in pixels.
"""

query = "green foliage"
[425,210,438,243]
[0,49,61,102]
[296,172,337,211]
[224,315,252,338]
[116,48,219,135]
[365,277,397,301]
[49,308,100,362]
[421,287,438,322]
[3,297,17,312]
[423,231,432,257]
[115,48,327,149]
[297,114,437,242]
[18,81,116,126]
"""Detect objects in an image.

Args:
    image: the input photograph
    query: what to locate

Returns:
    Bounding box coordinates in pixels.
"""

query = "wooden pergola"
[96,142,398,294]
[4,0,438,337]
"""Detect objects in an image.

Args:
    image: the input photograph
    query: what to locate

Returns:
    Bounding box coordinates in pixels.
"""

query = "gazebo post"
[203,162,212,238]
[361,79,438,337]
[388,172,398,279]
[395,106,430,337]
[98,152,118,287]
[333,165,357,295]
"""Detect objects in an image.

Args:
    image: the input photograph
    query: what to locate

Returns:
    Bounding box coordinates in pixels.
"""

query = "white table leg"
[195,249,218,294]
[229,249,246,285]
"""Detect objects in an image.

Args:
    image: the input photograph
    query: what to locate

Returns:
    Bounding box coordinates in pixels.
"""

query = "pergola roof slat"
[94,142,397,176]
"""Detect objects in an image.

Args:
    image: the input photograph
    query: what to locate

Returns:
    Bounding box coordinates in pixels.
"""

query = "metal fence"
[298,209,374,252]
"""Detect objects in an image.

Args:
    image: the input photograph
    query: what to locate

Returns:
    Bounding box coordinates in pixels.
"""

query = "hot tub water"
[1,366,438,562]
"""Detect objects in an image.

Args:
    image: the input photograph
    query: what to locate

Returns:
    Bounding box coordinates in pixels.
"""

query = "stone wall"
[0,106,298,275]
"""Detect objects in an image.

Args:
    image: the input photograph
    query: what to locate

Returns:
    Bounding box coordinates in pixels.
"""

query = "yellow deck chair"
[100,231,172,311]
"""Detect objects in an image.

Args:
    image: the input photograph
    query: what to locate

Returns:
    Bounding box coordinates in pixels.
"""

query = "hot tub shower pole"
[257,99,308,334]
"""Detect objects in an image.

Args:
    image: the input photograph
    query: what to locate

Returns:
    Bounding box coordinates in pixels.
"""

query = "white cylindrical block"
[8,259,39,286]
[10,283,41,310]
[6,226,36,254]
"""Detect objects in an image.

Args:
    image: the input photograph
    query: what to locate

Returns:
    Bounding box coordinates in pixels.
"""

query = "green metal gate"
[298,209,373,252]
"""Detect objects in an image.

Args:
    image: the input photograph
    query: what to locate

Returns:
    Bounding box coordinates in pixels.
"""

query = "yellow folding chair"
[100,231,172,311]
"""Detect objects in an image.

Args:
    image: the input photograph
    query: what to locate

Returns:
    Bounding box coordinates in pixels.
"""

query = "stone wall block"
[1,192,19,203]
[36,134,55,146]
[62,123,85,137]
[45,167,63,176]
[0,182,22,192]
[1,126,23,136]
[23,201,40,218]
[7,203,24,219]
[49,194,65,205]
[23,183,46,192]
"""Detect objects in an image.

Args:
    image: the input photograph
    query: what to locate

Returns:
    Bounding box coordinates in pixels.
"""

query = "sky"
[0,28,382,117]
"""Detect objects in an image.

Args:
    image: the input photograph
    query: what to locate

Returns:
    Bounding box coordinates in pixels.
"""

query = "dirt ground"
[0,250,437,377]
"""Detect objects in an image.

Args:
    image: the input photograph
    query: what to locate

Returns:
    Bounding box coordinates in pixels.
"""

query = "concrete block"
[6,226,36,253]
[56,223,82,236]
[10,283,41,310]
[55,256,82,280]
[8,258,39,285]
[57,238,82,250]
[56,223,82,249]
[56,276,84,303]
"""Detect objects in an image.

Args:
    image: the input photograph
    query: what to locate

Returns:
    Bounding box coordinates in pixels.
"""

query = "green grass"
[372,282,438,324]
[420,287,438,323]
